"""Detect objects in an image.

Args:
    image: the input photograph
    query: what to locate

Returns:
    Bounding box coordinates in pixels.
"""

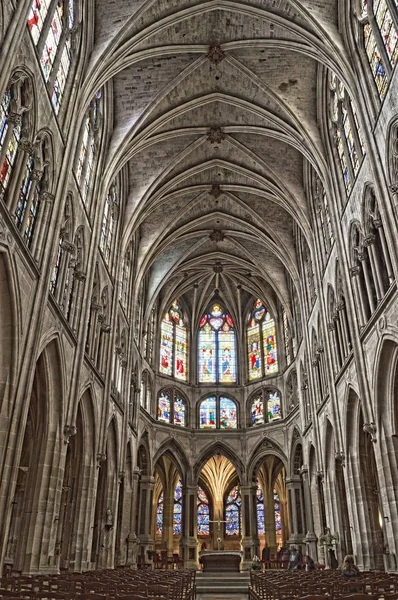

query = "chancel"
[2,0,398,592]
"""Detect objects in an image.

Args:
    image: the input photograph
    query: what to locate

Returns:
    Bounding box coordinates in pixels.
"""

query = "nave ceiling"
[85,0,344,317]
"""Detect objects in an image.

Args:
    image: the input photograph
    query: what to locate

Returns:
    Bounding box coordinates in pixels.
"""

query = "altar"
[199,550,243,572]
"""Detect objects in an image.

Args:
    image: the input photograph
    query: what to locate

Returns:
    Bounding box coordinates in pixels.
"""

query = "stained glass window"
[156,491,164,535]
[158,391,171,423]
[198,304,236,383]
[274,489,282,546]
[76,92,101,204]
[199,395,237,429]
[28,0,52,44]
[40,3,64,82]
[120,250,131,311]
[157,389,186,427]
[197,487,210,535]
[159,301,188,381]
[220,397,237,429]
[173,480,183,535]
[247,300,278,380]
[251,395,264,426]
[15,155,34,231]
[225,486,242,536]
[0,92,21,194]
[250,389,281,426]
[256,484,265,535]
[329,72,365,195]
[199,396,217,429]
[361,0,398,98]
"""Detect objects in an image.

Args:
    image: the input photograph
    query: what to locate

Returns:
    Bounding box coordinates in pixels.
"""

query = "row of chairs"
[249,569,398,600]
[0,565,196,600]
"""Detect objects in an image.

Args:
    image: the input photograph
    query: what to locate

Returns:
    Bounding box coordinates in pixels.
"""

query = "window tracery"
[157,389,186,427]
[247,299,278,381]
[250,388,282,426]
[160,300,188,381]
[199,395,237,429]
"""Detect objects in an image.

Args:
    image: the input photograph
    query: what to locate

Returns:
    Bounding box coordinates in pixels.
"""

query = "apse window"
[199,395,237,429]
[250,389,282,426]
[225,485,242,535]
[157,389,186,427]
[247,299,278,380]
[159,300,188,381]
[198,304,236,384]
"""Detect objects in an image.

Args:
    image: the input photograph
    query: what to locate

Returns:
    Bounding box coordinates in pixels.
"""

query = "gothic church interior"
[1,0,398,575]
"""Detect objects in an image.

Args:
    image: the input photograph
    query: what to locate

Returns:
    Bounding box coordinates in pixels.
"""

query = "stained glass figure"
[158,391,171,423]
[256,485,265,536]
[267,391,281,421]
[40,3,64,82]
[198,304,236,383]
[225,486,242,536]
[251,394,265,426]
[199,397,217,429]
[174,396,185,426]
[219,397,237,429]
[159,301,187,381]
[156,491,164,535]
[173,480,182,535]
[250,389,281,425]
[247,300,278,380]
[197,486,210,535]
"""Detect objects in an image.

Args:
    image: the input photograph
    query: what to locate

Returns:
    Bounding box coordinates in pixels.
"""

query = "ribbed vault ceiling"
[86,0,346,314]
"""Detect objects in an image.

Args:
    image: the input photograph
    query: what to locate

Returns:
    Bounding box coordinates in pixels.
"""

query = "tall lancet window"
[329,72,365,195]
[159,300,188,381]
[198,304,236,384]
[225,486,242,536]
[247,299,278,380]
[360,0,398,98]
[197,487,210,535]
[173,479,182,535]
[28,0,75,113]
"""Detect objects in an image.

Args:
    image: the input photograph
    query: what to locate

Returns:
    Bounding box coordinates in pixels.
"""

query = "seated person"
[287,546,301,570]
[340,554,360,578]
[303,554,315,571]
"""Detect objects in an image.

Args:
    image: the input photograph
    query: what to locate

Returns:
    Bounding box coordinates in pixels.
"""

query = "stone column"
[365,235,384,300]
[374,221,394,283]
[162,483,174,560]
[263,485,277,554]
[300,466,318,560]
[180,485,198,569]
[31,191,54,261]
[137,475,155,565]
[286,477,306,548]
[126,468,140,568]
[358,251,376,313]
[240,484,260,569]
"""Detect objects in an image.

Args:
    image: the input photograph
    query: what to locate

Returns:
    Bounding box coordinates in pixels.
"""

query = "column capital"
[363,234,376,247]
[349,265,360,277]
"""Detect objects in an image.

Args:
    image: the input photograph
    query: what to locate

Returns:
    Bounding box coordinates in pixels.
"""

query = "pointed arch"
[193,442,244,484]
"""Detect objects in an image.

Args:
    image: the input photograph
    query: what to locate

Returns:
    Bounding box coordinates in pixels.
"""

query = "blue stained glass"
[173,480,182,535]
[197,486,210,535]
[156,491,164,535]
[174,396,185,426]
[200,397,216,429]
[158,391,171,423]
[257,485,265,535]
[225,486,241,536]
[274,489,282,533]
[219,397,237,429]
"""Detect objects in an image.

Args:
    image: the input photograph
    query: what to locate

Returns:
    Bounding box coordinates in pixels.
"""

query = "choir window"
[247,299,278,380]
[250,389,282,426]
[197,487,210,535]
[225,485,242,536]
[199,395,237,429]
[157,389,186,427]
[159,300,188,381]
[198,304,236,384]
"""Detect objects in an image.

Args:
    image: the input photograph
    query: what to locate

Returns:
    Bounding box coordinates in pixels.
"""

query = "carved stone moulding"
[207,45,225,65]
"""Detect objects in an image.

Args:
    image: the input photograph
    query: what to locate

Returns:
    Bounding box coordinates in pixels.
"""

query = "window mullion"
[368,9,393,74]
[172,323,176,379]
[36,0,59,57]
